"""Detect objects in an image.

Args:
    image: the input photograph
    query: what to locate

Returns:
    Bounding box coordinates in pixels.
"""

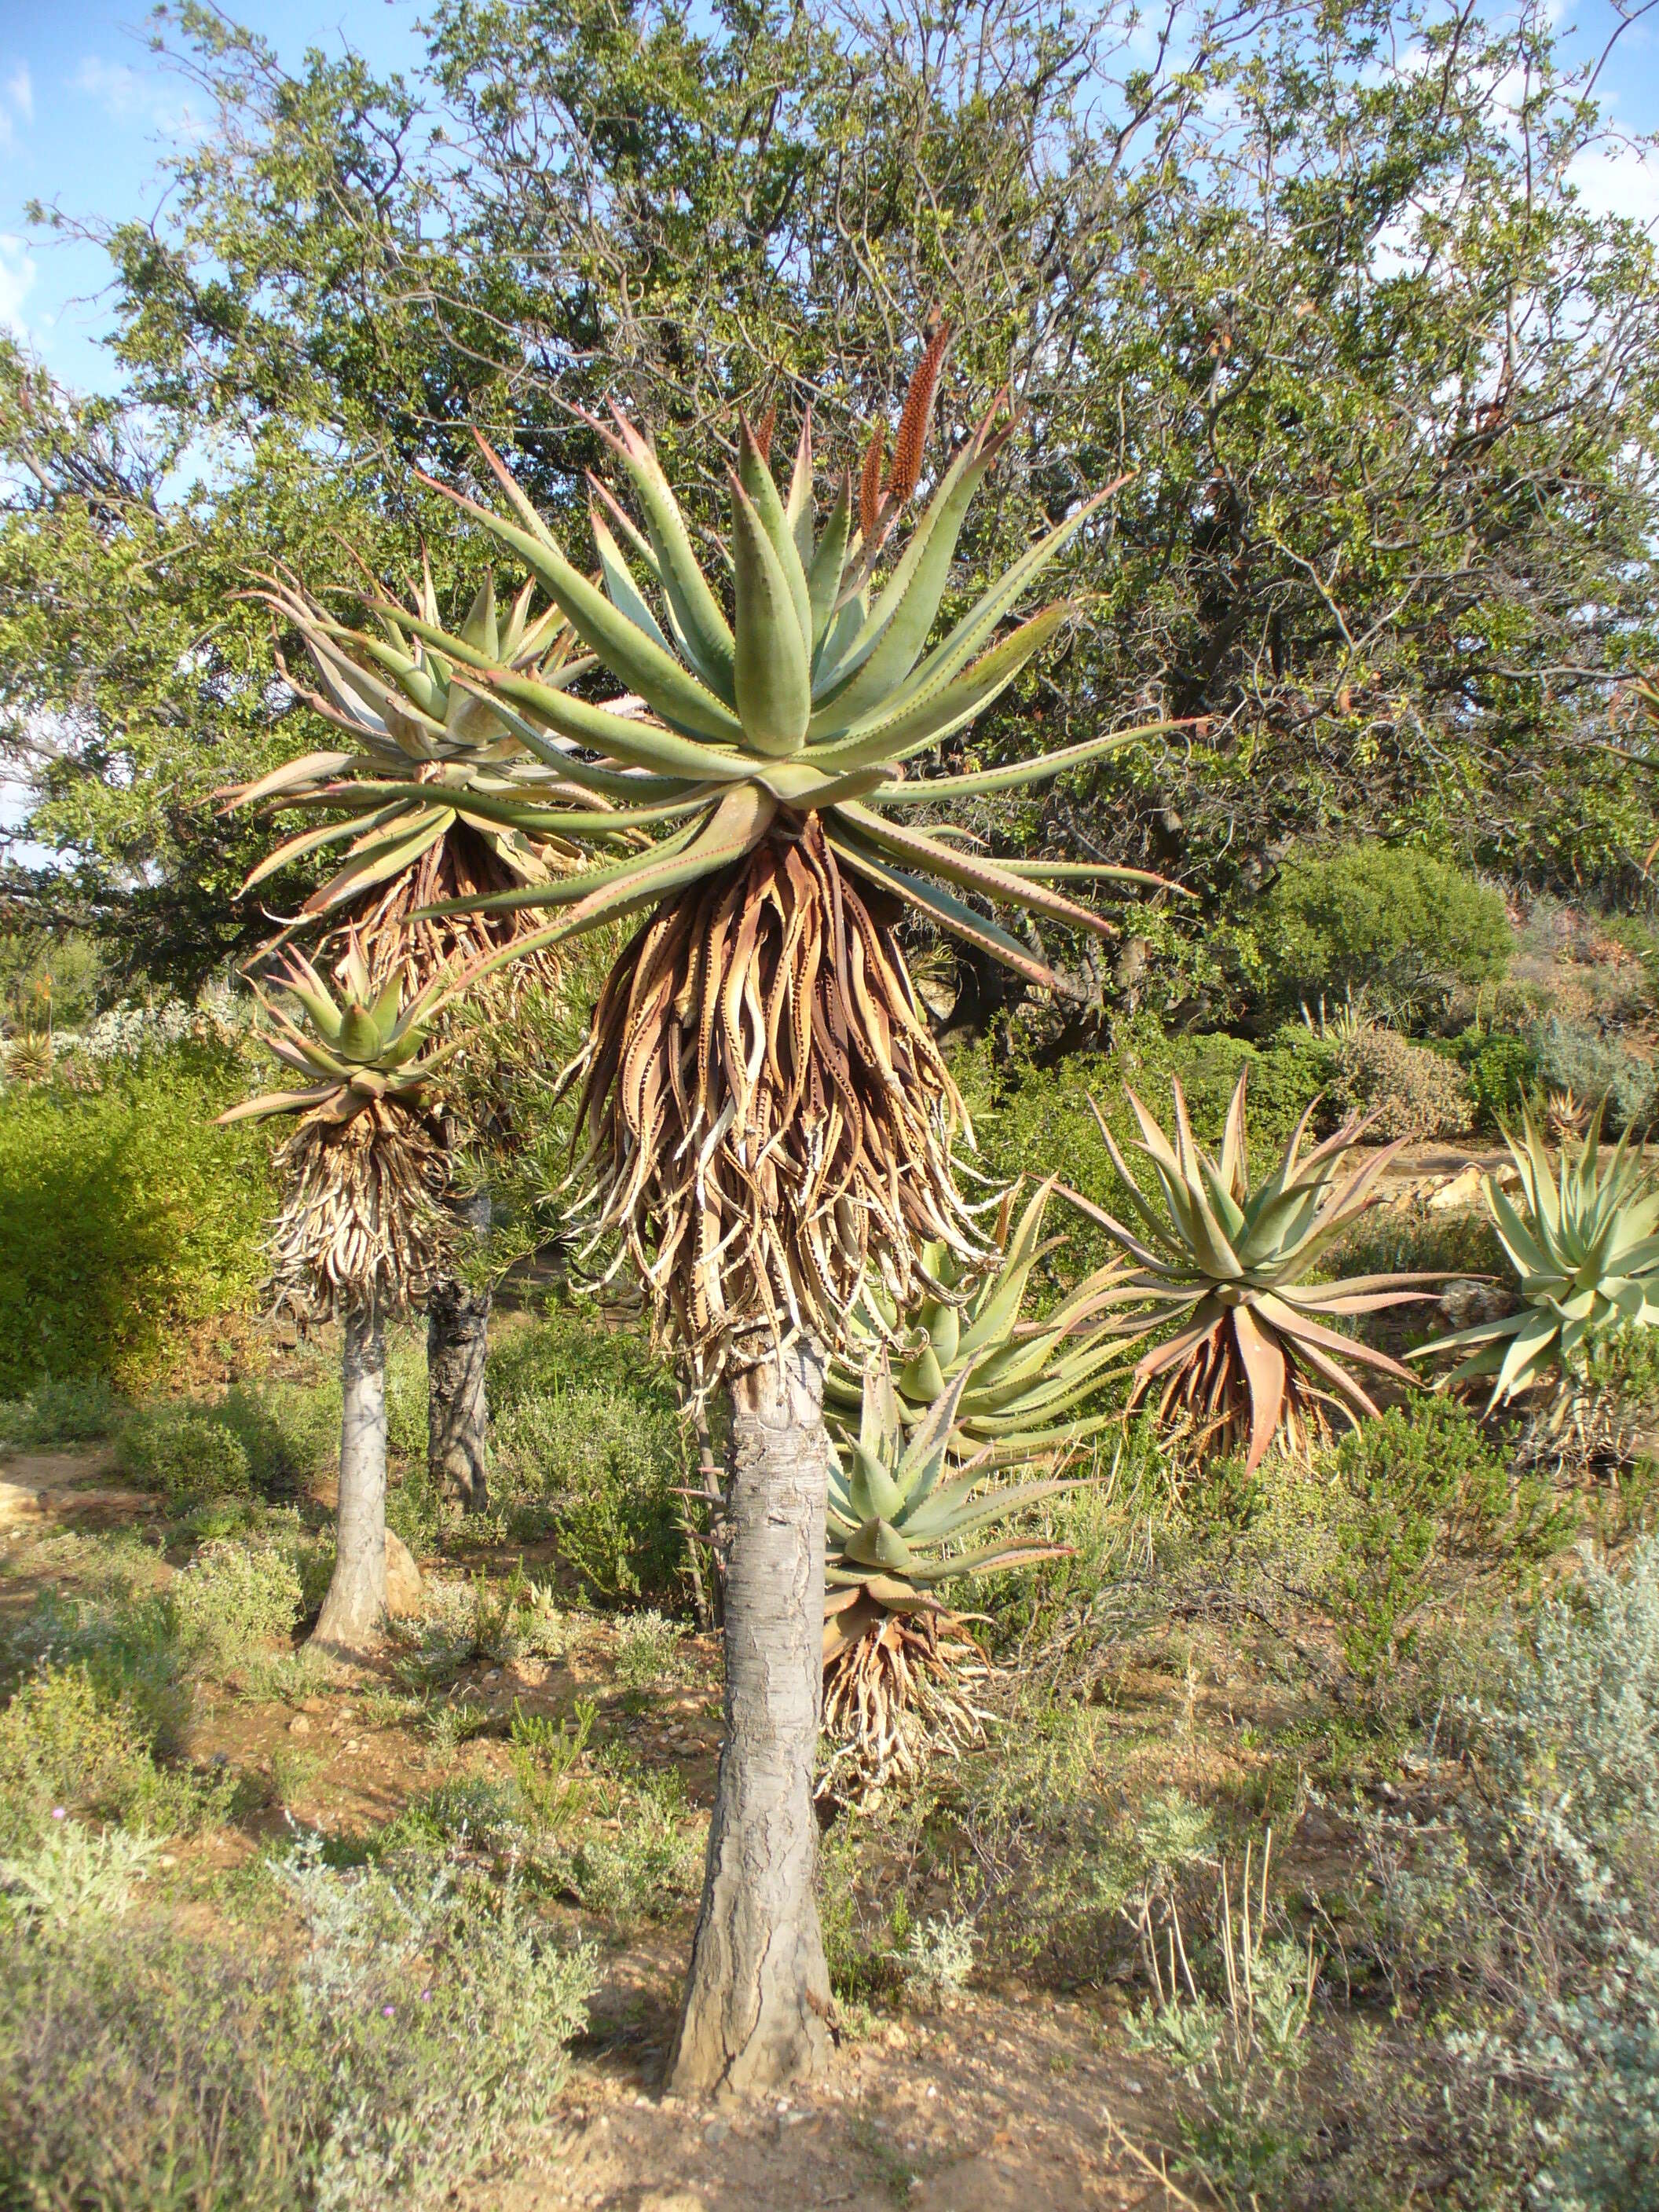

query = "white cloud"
[1567,141,1659,232]
[72,55,207,139]
[0,59,30,151]
[0,232,36,339]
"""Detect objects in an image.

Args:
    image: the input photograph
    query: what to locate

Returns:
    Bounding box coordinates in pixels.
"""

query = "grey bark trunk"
[427,1192,491,1513]
[667,1342,833,2097]
[311,1300,389,1654]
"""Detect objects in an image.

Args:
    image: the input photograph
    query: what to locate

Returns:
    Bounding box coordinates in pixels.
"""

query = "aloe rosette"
[368,340,1178,1373]
[1069,1072,1437,1468]
[218,941,462,1315]
[1411,1105,1659,1406]
[820,1348,1079,1799]
[229,566,603,937]
[825,1177,1140,1459]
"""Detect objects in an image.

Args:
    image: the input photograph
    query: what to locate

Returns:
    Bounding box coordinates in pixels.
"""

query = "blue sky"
[1,0,1657,400]
[0,0,428,394]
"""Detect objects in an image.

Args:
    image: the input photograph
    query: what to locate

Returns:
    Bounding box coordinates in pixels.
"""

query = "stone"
[289,1715,312,1736]
[385,1530,423,1617]
[639,2196,708,2212]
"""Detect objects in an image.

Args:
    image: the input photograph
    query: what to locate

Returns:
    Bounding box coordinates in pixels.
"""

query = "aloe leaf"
[730,474,811,756]
[808,422,1012,721]
[452,668,747,784]
[739,419,813,654]
[225,749,360,810]
[878,718,1171,801]
[415,462,742,742]
[590,501,676,657]
[807,605,1068,775]
[838,800,1113,941]
[808,472,851,654]
[828,832,1065,993]
[573,411,736,698]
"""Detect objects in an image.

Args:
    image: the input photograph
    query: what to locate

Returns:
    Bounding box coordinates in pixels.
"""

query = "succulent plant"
[1068,1072,1437,1469]
[1411,1105,1659,1407]
[820,1348,1079,1802]
[219,940,455,1128]
[225,567,602,932]
[363,340,1177,1373]
[824,1177,1138,1461]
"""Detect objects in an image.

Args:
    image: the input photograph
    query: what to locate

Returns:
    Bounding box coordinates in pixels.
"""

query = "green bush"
[0,1840,596,2212]
[1247,845,1513,1023]
[1334,1029,1474,1141]
[1331,1400,1574,1685]
[1457,1030,1536,1128]
[0,1044,272,1394]
[1528,1015,1657,1132]
[0,1375,127,1452]
[0,1668,207,1851]
[173,1540,304,1672]
[489,1305,690,1606]
[118,1406,253,1507]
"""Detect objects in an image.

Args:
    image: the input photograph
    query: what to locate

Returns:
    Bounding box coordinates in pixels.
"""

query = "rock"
[1439,1278,1514,1328]
[385,1531,423,1617]
[640,2196,708,2212]
[289,1715,312,1736]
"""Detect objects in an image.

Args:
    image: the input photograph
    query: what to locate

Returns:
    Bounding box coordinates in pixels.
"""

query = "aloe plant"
[1412,1104,1659,1406]
[821,1350,1078,1801]
[1070,1073,1437,1468]
[825,1177,1139,1462]
[219,940,454,1129]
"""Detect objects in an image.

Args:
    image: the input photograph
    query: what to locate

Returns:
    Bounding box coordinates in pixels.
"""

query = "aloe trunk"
[427,1192,492,1512]
[312,1300,389,1652]
[668,1342,833,2094]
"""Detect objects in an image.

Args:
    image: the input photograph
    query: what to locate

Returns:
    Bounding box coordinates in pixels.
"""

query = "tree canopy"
[5,0,1657,994]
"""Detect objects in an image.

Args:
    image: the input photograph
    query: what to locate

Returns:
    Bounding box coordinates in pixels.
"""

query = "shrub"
[0,1668,207,1851]
[0,1818,161,1928]
[1459,1031,1536,1129]
[0,1839,596,2212]
[117,1405,253,1507]
[1249,845,1513,1023]
[492,1348,690,1606]
[0,1375,127,1452]
[0,1043,272,1393]
[1335,1029,1474,1141]
[1528,1015,1657,1133]
[173,1540,304,1672]
[613,1608,692,1688]
[1331,1399,1573,1684]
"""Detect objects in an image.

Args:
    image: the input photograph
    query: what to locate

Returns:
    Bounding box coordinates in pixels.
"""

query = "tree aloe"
[300,344,1170,2092]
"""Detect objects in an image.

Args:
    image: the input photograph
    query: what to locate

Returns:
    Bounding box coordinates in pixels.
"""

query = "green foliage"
[1335,1029,1474,1141]
[1459,1031,1536,1130]
[0,1375,126,1451]
[0,1668,208,1852]
[1331,1401,1573,1684]
[1249,847,1514,1023]
[118,1406,252,1507]
[0,1837,596,2212]
[1528,1015,1657,1133]
[0,1046,272,1393]
[489,1307,689,1606]
[173,1540,304,1674]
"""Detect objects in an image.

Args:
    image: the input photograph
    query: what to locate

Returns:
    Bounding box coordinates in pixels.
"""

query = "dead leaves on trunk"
[269,1101,455,1322]
[565,819,992,1382]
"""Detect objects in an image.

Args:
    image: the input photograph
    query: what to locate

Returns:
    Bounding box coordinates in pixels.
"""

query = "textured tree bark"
[427,1192,492,1514]
[311,1299,389,1653]
[667,1342,833,2097]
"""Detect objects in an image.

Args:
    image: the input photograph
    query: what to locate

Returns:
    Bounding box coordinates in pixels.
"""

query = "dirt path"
[0,1446,152,1529]
[474,1962,1180,2212]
